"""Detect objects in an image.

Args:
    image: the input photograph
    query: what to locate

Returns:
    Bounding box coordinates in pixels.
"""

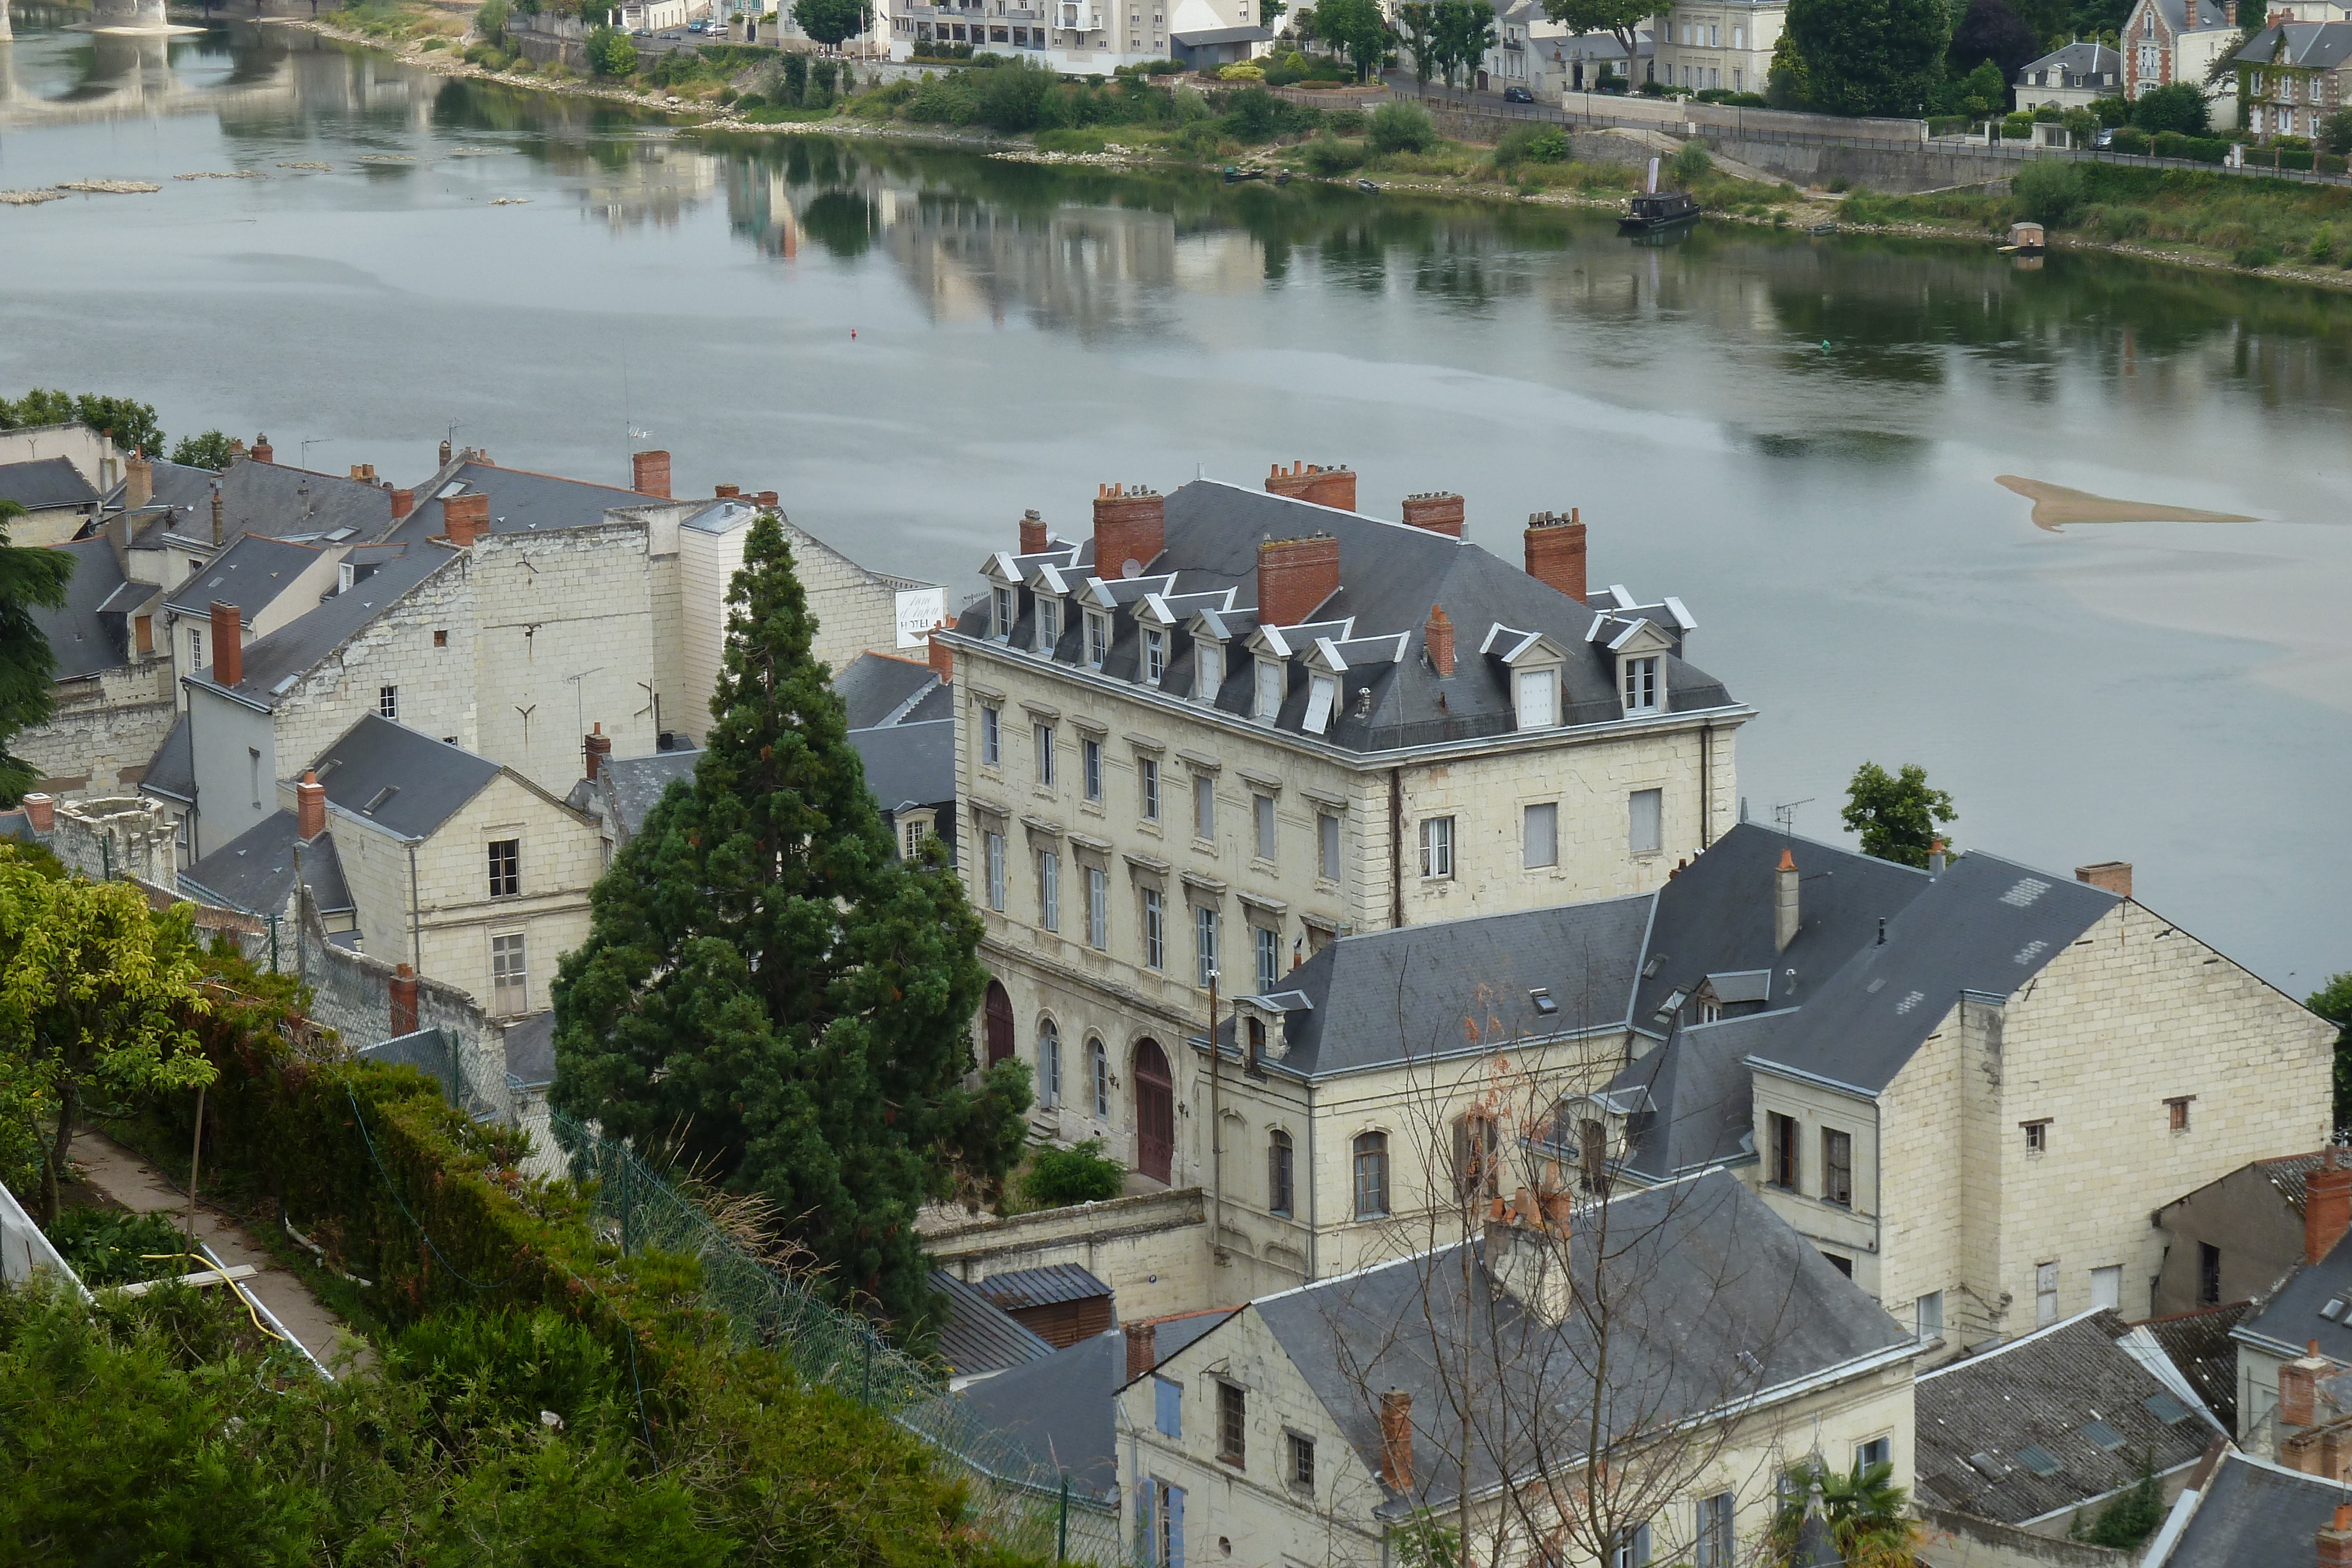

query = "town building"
[2143,1449,2352,1568]
[2234,20,2352,141]
[0,419,123,499]
[837,647,960,867]
[0,455,104,547]
[2231,1156,2352,1452]
[2156,1149,2337,1318]
[1541,25,1654,94]
[933,468,1747,1222]
[885,0,1265,73]
[1652,0,1781,98]
[19,530,175,803]
[2014,42,2124,110]
[2120,0,2239,101]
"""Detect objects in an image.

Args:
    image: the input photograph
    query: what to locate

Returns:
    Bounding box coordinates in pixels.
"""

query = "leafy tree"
[0,864,213,1227]
[1260,0,1288,28]
[1955,57,2011,117]
[2312,972,2352,1129]
[2013,155,2085,221]
[0,390,75,430]
[1671,138,1712,181]
[1785,0,1951,116]
[1314,0,1389,79]
[781,49,809,102]
[0,391,163,456]
[2074,1458,2165,1550]
[2133,79,2210,133]
[2090,91,2130,125]
[0,502,73,808]
[1840,760,1956,869]
[1541,0,1652,95]
[1770,1458,1919,1567]
[1436,0,1498,89]
[475,0,508,40]
[551,513,1027,1330]
[168,430,235,471]
[1370,96,1438,151]
[1020,1139,1125,1207]
[1767,26,1813,107]
[587,25,640,76]
[1950,0,2036,89]
[793,0,864,47]
[2323,106,2352,153]
[1396,0,1444,90]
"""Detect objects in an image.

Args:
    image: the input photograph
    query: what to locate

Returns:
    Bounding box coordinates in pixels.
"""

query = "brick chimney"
[1258,534,1342,627]
[442,493,490,547]
[631,449,671,500]
[716,484,741,500]
[296,770,326,841]
[209,601,243,688]
[2311,1148,2352,1263]
[2224,0,2237,21]
[1525,509,1588,602]
[1379,1390,1414,1490]
[1092,484,1164,579]
[1775,846,1800,954]
[389,487,415,520]
[1424,605,1455,676]
[756,491,777,509]
[2076,861,2133,898]
[21,793,54,834]
[1125,1320,1157,1383]
[437,438,453,468]
[125,451,153,511]
[584,723,613,783]
[211,483,224,546]
[250,433,273,465]
[1264,460,1357,512]
[2282,1340,2334,1430]
[390,962,419,1037]
[927,621,956,684]
[1400,492,1465,537]
[1020,508,1049,555]
[2321,1503,2352,1568]
[229,437,248,463]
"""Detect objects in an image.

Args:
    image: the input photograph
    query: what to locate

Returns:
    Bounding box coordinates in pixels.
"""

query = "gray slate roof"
[2146,0,2230,34]
[142,714,194,805]
[2234,20,2352,68]
[308,715,505,841]
[977,1264,1112,1312]
[848,718,955,813]
[834,651,940,730]
[928,1269,1055,1379]
[1914,1309,2218,1527]
[2155,1452,2352,1568]
[1242,1172,1910,1510]
[1172,24,1271,43]
[0,457,101,511]
[2237,1231,2352,1360]
[504,1012,557,1089]
[393,460,658,545]
[126,456,395,547]
[599,750,699,841]
[186,543,456,708]
[164,534,328,618]
[30,536,133,680]
[179,809,351,918]
[2017,41,2121,83]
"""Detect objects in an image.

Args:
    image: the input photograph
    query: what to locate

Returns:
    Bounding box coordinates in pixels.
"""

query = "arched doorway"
[984,981,1015,1069]
[1134,1038,1174,1184]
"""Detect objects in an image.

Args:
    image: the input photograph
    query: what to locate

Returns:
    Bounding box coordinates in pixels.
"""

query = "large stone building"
[1651,0,1781,96]
[2119,0,2240,101]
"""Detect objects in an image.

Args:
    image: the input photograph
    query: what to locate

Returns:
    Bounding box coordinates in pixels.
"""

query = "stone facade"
[1653,0,1782,96]
[925,1186,1211,1323]
[21,661,178,797]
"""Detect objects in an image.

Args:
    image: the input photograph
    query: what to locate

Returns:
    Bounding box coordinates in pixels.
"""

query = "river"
[2,13,2346,991]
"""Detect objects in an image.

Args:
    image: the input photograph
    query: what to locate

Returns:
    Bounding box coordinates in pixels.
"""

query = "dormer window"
[993,584,1017,641]
[1197,639,1225,702]
[1514,667,1557,728]
[1304,674,1337,735]
[1037,596,1062,654]
[1083,610,1108,668]
[1143,627,1166,684]
[1622,655,1660,715]
[1254,658,1284,721]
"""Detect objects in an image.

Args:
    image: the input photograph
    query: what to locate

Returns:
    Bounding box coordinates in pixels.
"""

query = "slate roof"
[928,1270,1055,1379]
[2234,20,2352,69]
[849,719,956,813]
[2153,1452,2352,1567]
[834,651,939,730]
[141,714,194,805]
[307,715,505,841]
[179,809,352,918]
[949,479,1740,758]
[2236,1233,2352,1361]
[599,750,698,841]
[2144,0,2230,34]
[504,1012,557,1089]
[2131,1303,2249,1433]
[977,1264,1112,1312]
[0,456,101,511]
[163,534,328,618]
[1237,1172,1910,1511]
[393,460,659,545]
[30,536,134,680]
[1605,1011,1776,1179]
[125,456,395,547]
[2017,41,2121,83]
[186,543,456,708]
[1915,1309,2219,1527]
[2260,1151,2335,1215]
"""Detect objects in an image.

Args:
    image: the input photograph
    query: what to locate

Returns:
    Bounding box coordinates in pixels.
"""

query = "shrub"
[1217,62,1265,80]
[587,24,639,77]
[2326,106,2352,156]
[1304,132,1368,173]
[2091,93,2130,128]
[2013,156,2086,224]
[1325,107,1367,135]
[1368,98,1436,153]
[45,1209,190,1288]
[1636,78,1670,96]
[1021,1140,1127,1208]
[2109,125,2149,154]
[2133,80,2210,136]
[2312,223,2337,264]
[1825,173,1850,192]
[1219,84,1290,140]
[1671,139,1712,182]
[2002,112,2032,139]
[2235,243,2281,268]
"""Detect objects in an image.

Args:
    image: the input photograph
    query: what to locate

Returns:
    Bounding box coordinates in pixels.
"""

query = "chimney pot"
[1525,509,1589,602]
[125,451,153,511]
[716,484,741,500]
[389,488,415,521]
[1265,460,1357,512]
[631,449,672,500]
[1775,846,1800,954]
[927,621,956,684]
[584,723,613,783]
[1125,1320,1157,1383]
[1399,492,1466,537]
[389,963,419,1037]
[2075,861,2133,900]
[1379,1390,1414,1490]
[2308,1152,2352,1266]
[297,770,326,841]
[209,601,245,688]
[1020,508,1049,556]
[437,438,453,467]
[1424,604,1455,677]
[250,433,274,465]
[1929,837,1947,875]
[21,793,54,834]
[229,437,248,462]
[1257,533,1342,627]
[441,492,490,548]
[756,491,778,509]
[1091,484,1165,579]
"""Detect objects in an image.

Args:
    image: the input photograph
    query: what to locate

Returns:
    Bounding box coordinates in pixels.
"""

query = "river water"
[2,14,2346,989]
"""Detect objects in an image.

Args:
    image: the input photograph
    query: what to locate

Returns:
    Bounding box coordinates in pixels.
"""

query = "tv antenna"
[1772,798,1814,840]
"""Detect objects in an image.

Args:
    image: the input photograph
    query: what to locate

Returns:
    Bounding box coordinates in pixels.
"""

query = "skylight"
[2000,877,2054,908]
[2082,1420,2125,1452]
[2144,1392,2191,1425]
[1530,988,1558,1017]
[2015,1446,2062,1477]
[2323,1298,2346,1322]
[363,785,399,815]
[1967,1452,2004,1480]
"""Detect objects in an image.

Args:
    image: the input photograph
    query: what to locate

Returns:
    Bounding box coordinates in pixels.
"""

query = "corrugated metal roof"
[928,1270,1054,1378]
[977,1264,1111,1312]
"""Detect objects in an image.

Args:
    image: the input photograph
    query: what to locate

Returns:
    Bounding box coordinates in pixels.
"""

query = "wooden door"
[984,980,1014,1069]
[1134,1037,1173,1185]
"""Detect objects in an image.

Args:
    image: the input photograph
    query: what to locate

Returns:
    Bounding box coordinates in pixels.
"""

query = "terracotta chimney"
[125,451,153,511]
[631,449,672,500]
[584,723,613,783]
[1525,509,1588,601]
[2224,0,2236,21]
[437,438,453,467]
[1424,605,1455,676]
[229,437,248,462]
[1125,1320,1157,1383]
[21,793,54,834]
[1379,1390,1414,1490]
[390,962,419,1037]
[1775,847,1800,954]
[250,433,273,465]
[1020,508,1049,555]
[716,484,741,500]
[2281,1340,2333,1429]
[211,483,224,546]
[2311,1149,2352,1264]
[1263,460,1357,512]
[756,491,778,509]
[386,486,413,520]
[209,601,243,688]
[1930,837,1947,876]
[2321,1504,2352,1568]
[1092,484,1165,579]
[442,492,490,547]
[2076,861,2133,899]
[1400,492,1465,537]
[1257,534,1342,627]
[296,770,326,841]
[927,621,956,684]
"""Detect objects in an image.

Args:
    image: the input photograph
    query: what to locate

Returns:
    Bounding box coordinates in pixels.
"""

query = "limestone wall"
[19,661,176,798]
[926,1186,1210,1323]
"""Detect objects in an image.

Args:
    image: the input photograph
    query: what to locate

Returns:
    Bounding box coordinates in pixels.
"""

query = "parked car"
[1502,84,1535,103]
[687,17,706,30]
[631,26,651,35]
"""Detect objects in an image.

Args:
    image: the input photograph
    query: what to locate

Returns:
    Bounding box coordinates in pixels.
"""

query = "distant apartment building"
[2234,19,2352,140]
[886,0,1265,72]
[2014,42,2123,110]
[1651,0,1780,96]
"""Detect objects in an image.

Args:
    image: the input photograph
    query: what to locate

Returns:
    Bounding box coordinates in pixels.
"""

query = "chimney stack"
[296,770,326,841]
[442,493,490,547]
[632,449,671,500]
[1525,509,1588,602]
[584,723,613,783]
[1019,508,1049,556]
[756,490,778,510]
[1775,847,1800,954]
[1264,460,1357,513]
[250,433,273,465]
[21,793,54,834]
[1400,492,1465,537]
[211,482,224,546]
[2224,0,2237,21]
[125,451,153,511]
[1257,534,1342,627]
[1125,1320,1157,1383]
[229,437,248,463]
[390,962,419,1037]
[1424,605,1455,677]
[927,621,956,684]
[716,484,741,500]
[437,437,453,467]
[2282,1341,2334,1430]
[1929,838,1946,876]
[2310,1148,2352,1265]
[389,487,415,521]
[1379,1391,1414,1490]
[2321,1503,2352,1568]
[1092,484,1165,579]
[2075,861,2133,899]
[209,601,243,688]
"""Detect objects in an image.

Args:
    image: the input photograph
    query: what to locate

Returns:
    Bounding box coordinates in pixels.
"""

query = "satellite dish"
[1122,559,1142,579]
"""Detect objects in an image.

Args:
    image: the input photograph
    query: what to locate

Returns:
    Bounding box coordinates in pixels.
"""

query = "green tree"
[2074,1458,2165,1550]
[2013,155,2085,221]
[587,25,640,76]
[0,864,214,1226]
[2312,972,2352,1129]
[168,430,235,471]
[1369,96,1438,150]
[0,391,163,456]
[550,513,1027,1330]
[1020,1139,1126,1207]
[2132,79,2210,133]
[1314,0,1389,79]
[1435,0,1498,89]
[793,0,864,47]
[475,0,508,40]
[1396,0,1444,90]
[1767,26,1813,106]
[0,502,74,808]
[1542,0,1653,93]
[1840,761,1956,868]
[1770,1457,1919,1567]
[1785,0,1950,116]
[1954,55,2012,116]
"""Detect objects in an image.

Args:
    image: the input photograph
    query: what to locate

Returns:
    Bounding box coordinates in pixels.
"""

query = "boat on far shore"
[1620,189,1701,233]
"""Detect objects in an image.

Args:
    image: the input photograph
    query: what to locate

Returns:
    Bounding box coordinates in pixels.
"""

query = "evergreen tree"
[551,514,1028,1330]
[0,502,74,807]
[1785,0,1951,117]
[1840,760,1957,868]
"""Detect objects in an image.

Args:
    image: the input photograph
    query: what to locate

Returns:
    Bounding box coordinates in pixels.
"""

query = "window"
[1147,1478,1184,1568]
[378,684,400,720]
[2199,1243,2222,1307]
[1254,658,1282,720]
[190,627,203,668]
[1579,1118,1608,1191]
[1317,813,1341,881]
[1037,596,1061,652]
[1071,737,1099,804]
[1916,1290,1944,1342]
[1090,1037,1110,1118]
[1622,655,1659,714]
[1197,640,1224,701]
[1038,850,1060,931]
[2023,1118,2050,1152]
[1693,1493,1735,1568]
[249,747,262,808]
[1144,627,1165,684]
[981,705,1001,767]
[1217,1381,1246,1466]
[2036,1261,2059,1326]
[1268,1129,1294,1216]
[490,932,528,1015]
[1823,1128,1853,1208]
[1629,788,1663,854]
[1083,610,1108,668]
[1154,1376,1182,1437]
[1085,865,1108,948]
[900,814,930,862]
[1195,905,1219,988]
[1768,1112,1799,1190]
[1456,1114,1499,1200]
[993,584,1016,640]
[1525,802,1558,869]
[1823,1251,1854,1278]
[1419,816,1454,879]
[1143,887,1165,970]
[1253,794,1276,861]
[1609,1523,1651,1568]
[1285,1432,1314,1489]
[1140,757,1161,821]
[1038,1020,1061,1108]
[985,830,1006,911]
[2167,1095,2193,1132]
[486,838,520,898]
[1352,1132,1389,1218]
[1254,924,1279,991]
[2092,1265,2122,1310]
[1192,774,1215,840]
[433,628,448,648]
[1855,1436,1892,1473]
[1515,667,1556,728]
[1304,674,1336,734]
[1035,724,1056,787]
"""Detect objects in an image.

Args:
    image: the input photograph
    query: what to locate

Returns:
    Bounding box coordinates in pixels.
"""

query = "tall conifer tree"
[552,514,1028,1328]
[0,500,74,805]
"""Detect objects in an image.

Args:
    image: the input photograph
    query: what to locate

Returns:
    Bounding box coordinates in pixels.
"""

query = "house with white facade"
[887,0,1264,73]
[2015,42,2124,110]
[2120,0,2239,100]
[1652,0,1780,96]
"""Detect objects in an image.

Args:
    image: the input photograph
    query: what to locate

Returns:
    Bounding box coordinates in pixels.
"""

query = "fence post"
[1058,1475,1069,1563]
[863,1330,874,1405]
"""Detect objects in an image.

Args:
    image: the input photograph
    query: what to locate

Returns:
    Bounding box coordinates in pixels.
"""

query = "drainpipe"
[1305,1075,1318,1284]
[1208,967,1222,1263]
[1700,720,1714,848]
[407,840,423,974]
[1388,767,1405,930]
